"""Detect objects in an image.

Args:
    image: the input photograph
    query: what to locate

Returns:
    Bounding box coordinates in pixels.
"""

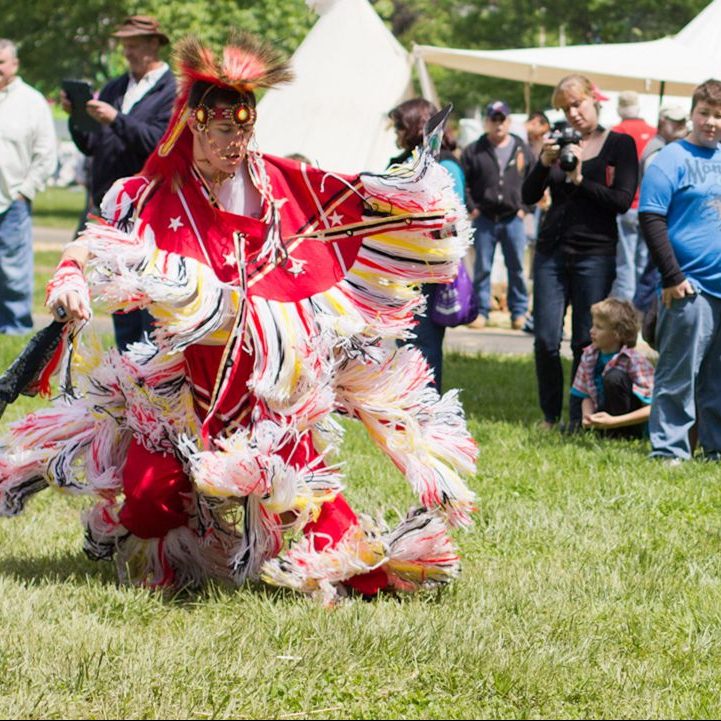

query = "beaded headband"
[193,87,257,132]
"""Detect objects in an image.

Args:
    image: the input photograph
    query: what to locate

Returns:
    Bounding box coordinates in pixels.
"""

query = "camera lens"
[559,147,578,172]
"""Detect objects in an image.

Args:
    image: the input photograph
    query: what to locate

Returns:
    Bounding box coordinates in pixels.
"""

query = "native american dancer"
[0,33,477,604]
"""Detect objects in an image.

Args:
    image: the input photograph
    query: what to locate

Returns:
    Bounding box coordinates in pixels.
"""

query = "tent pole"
[524,82,531,115]
[659,80,666,104]
[412,46,440,107]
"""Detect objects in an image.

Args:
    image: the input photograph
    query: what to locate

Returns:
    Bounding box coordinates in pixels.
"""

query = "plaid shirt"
[571,345,655,410]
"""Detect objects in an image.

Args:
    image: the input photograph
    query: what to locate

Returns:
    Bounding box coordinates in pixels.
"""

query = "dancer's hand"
[46,258,91,322]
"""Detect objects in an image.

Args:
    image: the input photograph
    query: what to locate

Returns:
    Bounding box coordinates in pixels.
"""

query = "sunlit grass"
[33,187,86,230]
[1,339,720,718]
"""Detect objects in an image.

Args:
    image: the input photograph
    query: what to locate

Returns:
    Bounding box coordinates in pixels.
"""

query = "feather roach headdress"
[175,30,294,97]
[143,31,294,182]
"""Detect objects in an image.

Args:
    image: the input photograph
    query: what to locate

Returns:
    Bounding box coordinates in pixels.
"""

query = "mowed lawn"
[1,323,721,719]
[32,186,87,230]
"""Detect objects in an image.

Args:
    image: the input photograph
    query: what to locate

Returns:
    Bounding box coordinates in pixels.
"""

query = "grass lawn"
[33,249,63,312]
[1,337,720,718]
[32,186,87,230]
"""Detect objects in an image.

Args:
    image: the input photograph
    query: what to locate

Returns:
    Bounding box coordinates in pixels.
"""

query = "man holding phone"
[0,38,57,335]
[60,15,176,350]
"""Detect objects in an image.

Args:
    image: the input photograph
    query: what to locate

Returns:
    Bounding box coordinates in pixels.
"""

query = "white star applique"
[168,216,184,231]
[328,211,344,226]
[287,256,307,276]
[223,251,237,267]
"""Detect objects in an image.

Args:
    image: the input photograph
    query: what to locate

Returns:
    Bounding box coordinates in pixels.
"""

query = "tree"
[3,0,128,93]
[4,0,712,113]
[372,0,710,115]
[3,0,315,95]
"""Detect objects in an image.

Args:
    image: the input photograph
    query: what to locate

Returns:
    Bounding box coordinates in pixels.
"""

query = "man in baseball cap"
[462,99,534,330]
[486,100,510,120]
[640,103,689,180]
[632,101,690,312]
[658,103,688,124]
[60,14,176,350]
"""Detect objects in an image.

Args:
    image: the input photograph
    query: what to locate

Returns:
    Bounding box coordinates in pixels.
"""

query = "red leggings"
[119,439,388,594]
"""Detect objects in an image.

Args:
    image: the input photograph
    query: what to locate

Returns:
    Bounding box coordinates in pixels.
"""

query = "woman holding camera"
[522,74,638,430]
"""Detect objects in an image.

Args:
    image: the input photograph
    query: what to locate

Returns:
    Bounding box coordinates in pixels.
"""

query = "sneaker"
[467,316,487,330]
[522,316,534,335]
[650,455,685,467]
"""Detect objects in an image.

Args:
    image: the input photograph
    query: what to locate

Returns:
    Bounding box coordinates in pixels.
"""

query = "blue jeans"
[611,209,648,302]
[112,309,155,352]
[0,199,34,334]
[472,214,528,320]
[650,290,721,459]
[633,257,661,313]
[79,202,153,352]
[409,285,446,392]
[533,249,616,423]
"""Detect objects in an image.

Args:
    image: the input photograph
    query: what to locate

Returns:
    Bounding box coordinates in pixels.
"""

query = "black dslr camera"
[550,122,583,171]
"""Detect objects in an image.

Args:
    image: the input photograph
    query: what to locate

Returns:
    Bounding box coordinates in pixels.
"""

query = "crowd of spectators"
[2,19,719,463]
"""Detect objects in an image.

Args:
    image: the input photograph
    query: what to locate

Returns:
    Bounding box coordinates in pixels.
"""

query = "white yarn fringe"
[335,345,477,527]
[261,507,459,606]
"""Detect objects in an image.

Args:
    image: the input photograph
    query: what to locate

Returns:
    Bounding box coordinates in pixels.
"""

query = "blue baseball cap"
[486,100,510,118]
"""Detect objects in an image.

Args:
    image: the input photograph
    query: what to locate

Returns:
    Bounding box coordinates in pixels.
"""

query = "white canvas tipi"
[254,0,413,173]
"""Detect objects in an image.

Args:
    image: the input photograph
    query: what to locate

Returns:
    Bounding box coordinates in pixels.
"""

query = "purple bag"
[429,263,479,327]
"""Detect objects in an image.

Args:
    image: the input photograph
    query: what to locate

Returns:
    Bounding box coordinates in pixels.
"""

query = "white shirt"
[0,77,57,213]
[121,62,169,114]
[216,163,262,218]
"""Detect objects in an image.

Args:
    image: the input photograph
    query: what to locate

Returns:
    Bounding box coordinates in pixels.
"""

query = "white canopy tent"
[413,0,721,105]
[254,0,413,173]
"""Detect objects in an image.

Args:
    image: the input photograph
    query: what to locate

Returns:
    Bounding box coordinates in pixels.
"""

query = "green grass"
[30,250,111,327]
[1,337,721,718]
[33,249,62,313]
[33,187,87,230]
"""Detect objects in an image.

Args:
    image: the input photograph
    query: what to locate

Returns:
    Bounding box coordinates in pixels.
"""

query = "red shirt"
[612,117,656,208]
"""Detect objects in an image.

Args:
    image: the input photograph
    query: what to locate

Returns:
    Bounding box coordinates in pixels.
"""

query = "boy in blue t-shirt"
[638,78,721,461]
[572,298,654,438]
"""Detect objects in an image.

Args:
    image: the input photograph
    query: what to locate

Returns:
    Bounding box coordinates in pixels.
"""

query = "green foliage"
[5,0,711,110]
[132,0,315,59]
[375,0,711,113]
[2,0,315,96]
[3,0,128,93]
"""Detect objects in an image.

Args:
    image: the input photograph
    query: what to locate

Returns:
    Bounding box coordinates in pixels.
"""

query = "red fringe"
[37,327,67,397]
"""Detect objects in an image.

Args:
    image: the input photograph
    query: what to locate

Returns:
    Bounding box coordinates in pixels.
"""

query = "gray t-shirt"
[493,140,514,171]
[640,135,666,181]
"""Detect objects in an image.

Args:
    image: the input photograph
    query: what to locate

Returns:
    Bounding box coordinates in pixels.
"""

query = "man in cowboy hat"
[60,15,176,350]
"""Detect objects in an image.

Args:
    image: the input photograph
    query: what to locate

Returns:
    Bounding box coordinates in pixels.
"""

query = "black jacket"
[522,131,638,256]
[69,69,177,206]
[461,133,534,220]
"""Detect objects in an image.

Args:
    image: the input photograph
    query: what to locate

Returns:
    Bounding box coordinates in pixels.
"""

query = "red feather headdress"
[175,30,295,99]
[143,31,294,183]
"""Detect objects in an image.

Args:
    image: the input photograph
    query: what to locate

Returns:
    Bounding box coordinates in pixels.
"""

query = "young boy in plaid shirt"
[571,298,655,438]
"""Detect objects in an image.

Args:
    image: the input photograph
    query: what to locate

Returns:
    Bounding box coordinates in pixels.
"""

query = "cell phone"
[62,79,100,132]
